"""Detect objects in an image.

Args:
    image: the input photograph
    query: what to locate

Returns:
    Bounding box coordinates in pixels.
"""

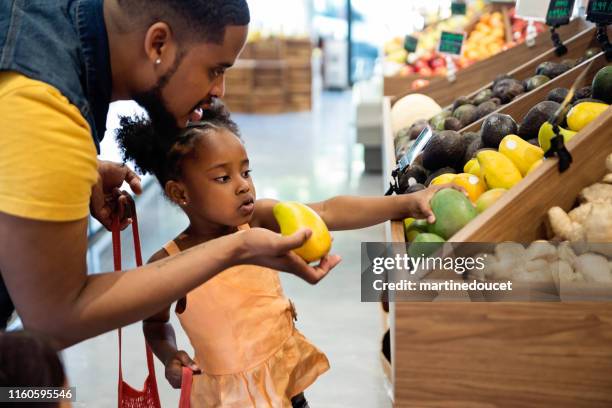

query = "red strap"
[178,367,193,408]
[112,212,156,381]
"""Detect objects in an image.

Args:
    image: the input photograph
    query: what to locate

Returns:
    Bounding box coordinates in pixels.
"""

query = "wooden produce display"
[384,18,591,100]
[381,53,612,406]
[223,38,312,114]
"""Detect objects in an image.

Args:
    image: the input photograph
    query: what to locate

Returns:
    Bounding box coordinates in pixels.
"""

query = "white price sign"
[516,0,549,21]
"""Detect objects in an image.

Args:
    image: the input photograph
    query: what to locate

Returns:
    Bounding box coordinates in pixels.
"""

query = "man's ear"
[143,22,176,65]
[165,180,189,207]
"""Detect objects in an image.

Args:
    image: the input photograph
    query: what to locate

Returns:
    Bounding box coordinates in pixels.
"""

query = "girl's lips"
[188,107,203,122]
[239,202,255,215]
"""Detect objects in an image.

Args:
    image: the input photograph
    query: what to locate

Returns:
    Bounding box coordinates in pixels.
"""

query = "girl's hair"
[116,100,240,187]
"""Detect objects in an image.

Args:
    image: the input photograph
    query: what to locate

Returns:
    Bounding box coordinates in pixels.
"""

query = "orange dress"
[163,226,329,408]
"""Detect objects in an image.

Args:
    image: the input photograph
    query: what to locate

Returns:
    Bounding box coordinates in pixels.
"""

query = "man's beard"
[132,52,185,146]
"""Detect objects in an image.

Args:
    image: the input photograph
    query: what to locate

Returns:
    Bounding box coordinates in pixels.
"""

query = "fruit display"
[384,5,545,89]
[391,48,600,162]
[273,201,331,262]
[394,64,611,242]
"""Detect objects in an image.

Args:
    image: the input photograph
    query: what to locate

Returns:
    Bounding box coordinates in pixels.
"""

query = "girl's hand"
[165,350,201,389]
[235,228,341,284]
[405,183,468,224]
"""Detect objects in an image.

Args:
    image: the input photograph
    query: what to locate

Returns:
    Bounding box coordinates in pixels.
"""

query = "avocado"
[546,87,570,104]
[535,62,570,79]
[493,78,525,103]
[452,96,472,112]
[518,101,560,139]
[493,74,513,87]
[425,167,457,186]
[407,119,430,140]
[405,183,426,194]
[398,165,428,192]
[463,135,484,164]
[489,97,502,106]
[561,58,577,68]
[481,113,518,148]
[473,89,493,105]
[453,104,478,127]
[412,153,424,167]
[592,66,612,104]
[524,75,550,92]
[444,117,463,131]
[430,110,452,131]
[475,100,498,119]
[422,130,466,171]
[574,86,592,100]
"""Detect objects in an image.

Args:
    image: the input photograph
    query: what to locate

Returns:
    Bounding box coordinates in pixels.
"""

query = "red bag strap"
[178,367,193,408]
[112,210,156,381]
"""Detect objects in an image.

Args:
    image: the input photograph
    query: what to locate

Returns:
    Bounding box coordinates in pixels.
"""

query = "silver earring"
[155,58,161,65]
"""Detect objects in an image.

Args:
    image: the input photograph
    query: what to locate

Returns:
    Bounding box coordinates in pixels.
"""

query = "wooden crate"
[386,18,592,101]
[382,55,612,407]
[224,60,255,96]
[283,38,312,64]
[250,38,283,60]
[222,96,251,113]
[288,93,311,111]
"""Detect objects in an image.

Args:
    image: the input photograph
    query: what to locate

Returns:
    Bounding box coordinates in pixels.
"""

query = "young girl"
[116,104,457,408]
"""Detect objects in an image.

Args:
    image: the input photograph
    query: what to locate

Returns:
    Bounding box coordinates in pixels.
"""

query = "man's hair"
[118,0,250,44]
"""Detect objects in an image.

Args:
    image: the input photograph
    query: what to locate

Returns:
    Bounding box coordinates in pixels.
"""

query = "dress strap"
[163,240,181,256]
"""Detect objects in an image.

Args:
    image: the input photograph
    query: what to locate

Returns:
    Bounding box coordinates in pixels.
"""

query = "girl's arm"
[143,250,200,389]
[251,184,462,231]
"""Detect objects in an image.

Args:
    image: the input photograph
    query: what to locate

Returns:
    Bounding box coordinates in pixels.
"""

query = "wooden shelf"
[381,50,612,406]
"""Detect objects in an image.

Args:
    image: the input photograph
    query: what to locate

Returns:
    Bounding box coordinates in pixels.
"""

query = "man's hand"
[235,228,341,284]
[90,160,142,230]
[164,350,201,389]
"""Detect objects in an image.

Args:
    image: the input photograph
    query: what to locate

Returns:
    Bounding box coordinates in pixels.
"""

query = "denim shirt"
[0,0,111,327]
[0,0,112,152]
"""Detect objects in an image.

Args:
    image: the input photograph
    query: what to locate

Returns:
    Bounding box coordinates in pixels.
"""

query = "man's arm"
[0,213,337,349]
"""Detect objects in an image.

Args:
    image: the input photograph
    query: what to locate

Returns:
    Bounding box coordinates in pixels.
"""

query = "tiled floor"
[63,91,392,408]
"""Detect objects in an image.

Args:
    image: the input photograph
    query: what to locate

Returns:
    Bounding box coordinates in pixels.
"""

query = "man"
[0,0,340,349]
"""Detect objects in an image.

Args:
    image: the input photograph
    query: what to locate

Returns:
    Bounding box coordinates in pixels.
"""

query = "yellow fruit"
[430,173,457,185]
[526,159,543,175]
[452,173,487,203]
[477,150,523,189]
[566,102,609,131]
[475,188,506,213]
[538,122,577,153]
[463,158,481,177]
[498,134,544,176]
[273,202,332,262]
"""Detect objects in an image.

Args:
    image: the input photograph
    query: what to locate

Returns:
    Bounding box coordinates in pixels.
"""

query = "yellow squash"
[430,173,456,186]
[566,102,609,132]
[452,173,487,203]
[273,202,332,262]
[498,134,544,176]
[537,122,577,153]
[463,158,481,177]
[477,150,522,190]
[526,159,543,175]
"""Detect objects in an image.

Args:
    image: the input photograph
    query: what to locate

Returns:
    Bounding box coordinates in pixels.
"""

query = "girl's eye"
[214,175,230,183]
[242,170,252,178]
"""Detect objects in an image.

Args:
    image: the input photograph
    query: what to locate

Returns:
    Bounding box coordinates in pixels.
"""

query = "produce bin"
[381,51,612,406]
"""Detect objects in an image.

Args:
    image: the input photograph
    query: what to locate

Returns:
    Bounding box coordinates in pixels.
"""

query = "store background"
[2,0,597,406]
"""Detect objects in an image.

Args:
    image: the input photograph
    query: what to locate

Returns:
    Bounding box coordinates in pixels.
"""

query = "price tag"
[451,2,467,16]
[438,31,465,55]
[403,35,418,53]
[546,0,576,26]
[516,0,548,21]
[587,0,612,24]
